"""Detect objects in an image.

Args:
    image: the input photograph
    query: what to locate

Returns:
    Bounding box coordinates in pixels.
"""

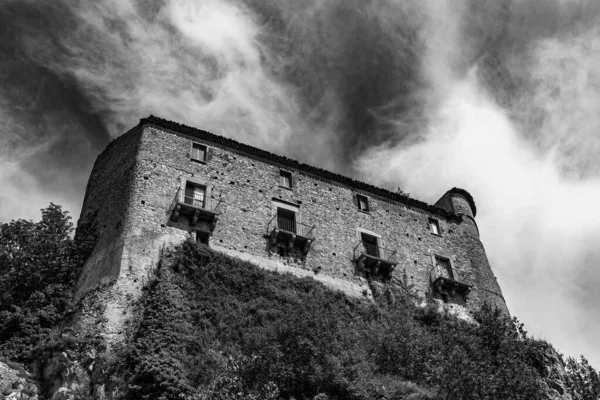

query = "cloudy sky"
[2,0,600,367]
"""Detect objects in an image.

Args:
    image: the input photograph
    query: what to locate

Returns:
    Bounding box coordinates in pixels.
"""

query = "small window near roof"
[191,143,207,162]
[357,194,369,212]
[429,218,441,235]
[279,170,292,189]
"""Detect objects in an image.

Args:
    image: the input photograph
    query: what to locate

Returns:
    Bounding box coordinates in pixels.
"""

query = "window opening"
[280,170,292,188]
[184,184,206,208]
[196,231,209,246]
[435,256,453,280]
[361,233,379,258]
[277,208,296,234]
[191,143,207,162]
[278,246,286,257]
[357,194,369,212]
[429,218,440,235]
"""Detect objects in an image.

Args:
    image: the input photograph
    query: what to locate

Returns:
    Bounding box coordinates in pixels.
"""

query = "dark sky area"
[1,0,600,368]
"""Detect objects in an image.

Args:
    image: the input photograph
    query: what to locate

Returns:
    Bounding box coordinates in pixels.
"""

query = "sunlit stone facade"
[75,116,508,319]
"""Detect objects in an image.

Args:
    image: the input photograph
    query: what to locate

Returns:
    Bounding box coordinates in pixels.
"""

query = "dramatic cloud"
[357,74,600,367]
[356,0,600,367]
[1,0,599,367]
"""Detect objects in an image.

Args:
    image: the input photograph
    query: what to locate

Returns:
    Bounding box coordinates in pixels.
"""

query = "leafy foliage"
[121,241,580,400]
[0,203,97,361]
[565,356,600,400]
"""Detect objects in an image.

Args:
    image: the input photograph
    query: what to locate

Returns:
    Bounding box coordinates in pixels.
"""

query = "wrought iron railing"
[171,188,222,213]
[353,241,397,263]
[430,265,470,297]
[430,264,467,286]
[267,215,315,240]
[363,242,379,258]
[430,263,454,282]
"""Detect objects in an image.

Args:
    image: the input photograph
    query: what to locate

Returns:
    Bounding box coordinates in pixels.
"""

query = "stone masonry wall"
[103,124,508,314]
[74,117,509,336]
[74,127,143,301]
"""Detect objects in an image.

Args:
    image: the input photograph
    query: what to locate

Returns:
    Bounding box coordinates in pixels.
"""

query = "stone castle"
[75,115,508,335]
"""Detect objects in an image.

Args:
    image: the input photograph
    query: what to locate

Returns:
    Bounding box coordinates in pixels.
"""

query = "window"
[357,194,369,212]
[277,208,296,233]
[196,231,209,246]
[435,256,453,280]
[429,218,440,235]
[191,143,207,162]
[279,170,292,189]
[184,183,206,208]
[361,233,379,258]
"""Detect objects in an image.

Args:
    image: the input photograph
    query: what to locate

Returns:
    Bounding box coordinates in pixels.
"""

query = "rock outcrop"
[0,361,38,400]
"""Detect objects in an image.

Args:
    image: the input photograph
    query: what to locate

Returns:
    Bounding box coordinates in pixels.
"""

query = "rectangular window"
[184,184,206,208]
[429,218,441,235]
[191,143,207,162]
[357,194,369,212]
[435,256,453,280]
[279,170,292,188]
[361,233,379,258]
[277,208,296,233]
[196,231,209,246]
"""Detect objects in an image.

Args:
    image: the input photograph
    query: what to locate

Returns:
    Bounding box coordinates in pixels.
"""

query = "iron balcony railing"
[353,241,397,263]
[171,188,222,214]
[267,215,315,240]
[430,263,454,282]
[430,266,471,297]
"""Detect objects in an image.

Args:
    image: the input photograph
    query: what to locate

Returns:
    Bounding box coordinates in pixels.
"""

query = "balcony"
[170,188,222,232]
[267,215,315,255]
[430,268,471,305]
[354,242,398,278]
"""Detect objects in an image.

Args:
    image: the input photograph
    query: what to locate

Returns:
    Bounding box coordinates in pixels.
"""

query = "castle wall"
[105,124,508,314]
[74,118,509,329]
[74,127,143,301]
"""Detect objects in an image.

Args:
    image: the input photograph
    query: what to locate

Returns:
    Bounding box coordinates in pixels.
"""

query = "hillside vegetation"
[1,205,600,399]
[116,242,594,399]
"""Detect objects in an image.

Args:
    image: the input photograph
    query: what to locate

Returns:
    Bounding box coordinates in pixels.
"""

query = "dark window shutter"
[206,148,213,162]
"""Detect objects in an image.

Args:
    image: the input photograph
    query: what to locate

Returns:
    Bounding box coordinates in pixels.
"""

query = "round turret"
[434,187,509,314]
[448,188,476,218]
[434,187,476,218]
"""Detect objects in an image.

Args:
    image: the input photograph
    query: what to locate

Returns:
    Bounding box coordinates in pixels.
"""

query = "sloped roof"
[140,115,469,219]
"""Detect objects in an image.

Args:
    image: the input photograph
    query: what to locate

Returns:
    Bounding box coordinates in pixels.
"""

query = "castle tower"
[434,188,509,314]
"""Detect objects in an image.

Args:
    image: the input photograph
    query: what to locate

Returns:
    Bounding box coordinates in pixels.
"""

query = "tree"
[0,203,97,360]
[565,356,600,400]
